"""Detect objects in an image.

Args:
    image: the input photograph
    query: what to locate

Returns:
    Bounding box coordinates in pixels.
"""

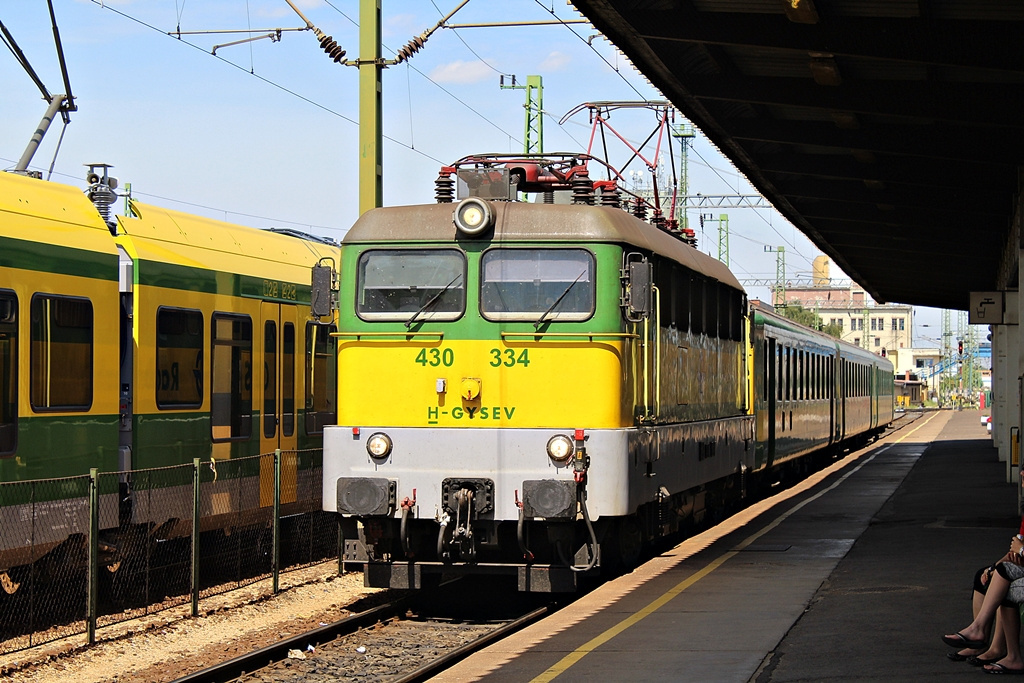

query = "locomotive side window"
[0,291,16,453]
[305,322,336,434]
[357,249,465,322]
[211,314,252,441]
[156,307,203,409]
[480,248,594,321]
[30,294,93,411]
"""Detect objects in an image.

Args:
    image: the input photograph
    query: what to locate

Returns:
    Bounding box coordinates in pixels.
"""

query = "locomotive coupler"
[451,488,477,561]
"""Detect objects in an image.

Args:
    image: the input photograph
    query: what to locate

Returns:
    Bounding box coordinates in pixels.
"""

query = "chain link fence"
[0,449,338,654]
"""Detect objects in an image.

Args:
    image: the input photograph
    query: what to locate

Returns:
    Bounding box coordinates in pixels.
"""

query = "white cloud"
[428,60,494,84]
[539,51,571,71]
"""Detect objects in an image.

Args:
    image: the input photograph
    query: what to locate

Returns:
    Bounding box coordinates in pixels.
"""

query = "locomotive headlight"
[546,434,575,463]
[366,432,393,459]
[453,197,494,236]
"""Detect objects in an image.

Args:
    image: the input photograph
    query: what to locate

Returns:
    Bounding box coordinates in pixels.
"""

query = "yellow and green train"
[0,170,338,578]
[322,154,893,592]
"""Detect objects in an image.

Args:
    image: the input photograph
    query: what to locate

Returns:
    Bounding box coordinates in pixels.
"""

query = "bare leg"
[985,605,1024,672]
[955,590,995,657]
[946,571,1011,643]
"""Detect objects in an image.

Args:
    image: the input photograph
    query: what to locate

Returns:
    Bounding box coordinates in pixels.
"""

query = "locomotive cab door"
[259,302,299,506]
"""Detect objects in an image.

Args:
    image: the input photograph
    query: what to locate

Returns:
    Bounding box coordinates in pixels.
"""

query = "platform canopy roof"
[571,0,1024,310]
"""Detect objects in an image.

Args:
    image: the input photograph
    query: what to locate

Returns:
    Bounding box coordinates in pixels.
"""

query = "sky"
[1,0,945,339]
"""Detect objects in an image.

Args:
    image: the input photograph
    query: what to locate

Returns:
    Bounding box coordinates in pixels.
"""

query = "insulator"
[395,35,425,64]
[435,172,454,203]
[543,191,554,204]
[632,200,647,221]
[570,168,594,205]
[651,211,665,229]
[86,183,117,227]
[599,187,620,208]
[319,34,346,63]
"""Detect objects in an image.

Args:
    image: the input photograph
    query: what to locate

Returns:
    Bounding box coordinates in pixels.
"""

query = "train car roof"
[116,201,338,281]
[0,171,119,258]
[344,201,743,291]
[754,307,894,371]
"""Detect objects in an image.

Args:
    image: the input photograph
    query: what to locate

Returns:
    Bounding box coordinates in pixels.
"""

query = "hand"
[1012,537,1024,556]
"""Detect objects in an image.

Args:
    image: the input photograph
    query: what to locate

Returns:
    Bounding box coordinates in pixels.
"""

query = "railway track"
[169,416,931,683]
[171,580,557,683]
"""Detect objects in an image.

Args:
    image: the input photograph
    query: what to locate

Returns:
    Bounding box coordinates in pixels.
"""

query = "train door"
[767,337,776,465]
[838,358,847,442]
[259,302,298,506]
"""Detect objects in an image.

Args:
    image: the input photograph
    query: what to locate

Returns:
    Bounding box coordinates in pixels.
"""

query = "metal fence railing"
[0,449,338,654]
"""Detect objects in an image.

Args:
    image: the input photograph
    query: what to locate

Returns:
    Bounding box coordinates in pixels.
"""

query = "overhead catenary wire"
[86,0,446,167]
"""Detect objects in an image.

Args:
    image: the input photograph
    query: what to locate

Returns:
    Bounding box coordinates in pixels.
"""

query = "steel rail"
[393,605,551,683]
[168,597,411,683]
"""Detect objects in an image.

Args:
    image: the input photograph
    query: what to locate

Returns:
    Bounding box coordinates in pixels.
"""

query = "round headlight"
[546,434,575,463]
[366,432,393,459]
[453,197,494,236]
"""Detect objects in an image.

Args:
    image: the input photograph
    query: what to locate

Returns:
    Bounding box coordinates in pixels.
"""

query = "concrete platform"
[433,409,1016,682]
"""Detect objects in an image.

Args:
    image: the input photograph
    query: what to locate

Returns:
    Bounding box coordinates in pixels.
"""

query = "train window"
[705,281,719,339]
[357,249,465,322]
[156,308,203,409]
[776,345,783,401]
[282,323,295,437]
[480,248,594,321]
[211,314,252,442]
[30,294,92,411]
[0,291,16,454]
[264,321,277,439]
[305,322,336,434]
[690,275,705,336]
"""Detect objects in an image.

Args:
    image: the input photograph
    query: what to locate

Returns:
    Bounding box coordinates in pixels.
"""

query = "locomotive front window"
[480,249,595,321]
[356,249,466,322]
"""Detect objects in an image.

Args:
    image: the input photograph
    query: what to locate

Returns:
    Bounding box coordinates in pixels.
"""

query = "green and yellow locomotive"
[324,155,758,591]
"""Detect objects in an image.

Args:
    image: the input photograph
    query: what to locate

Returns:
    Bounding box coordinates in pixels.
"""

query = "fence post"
[191,458,201,617]
[338,516,345,576]
[272,449,281,594]
[87,468,99,644]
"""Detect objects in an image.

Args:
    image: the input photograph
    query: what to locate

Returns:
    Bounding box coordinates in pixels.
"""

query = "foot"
[942,630,987,648]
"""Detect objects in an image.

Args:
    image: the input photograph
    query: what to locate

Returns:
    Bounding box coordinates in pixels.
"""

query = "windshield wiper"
[405,274,462,329]
[535,270,587,329]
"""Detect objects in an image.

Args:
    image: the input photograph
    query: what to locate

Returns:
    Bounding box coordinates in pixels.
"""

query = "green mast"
[501,75,544,154]
[359,0,383,215]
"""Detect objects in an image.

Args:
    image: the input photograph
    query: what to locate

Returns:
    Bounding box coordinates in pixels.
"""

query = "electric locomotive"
[322,155,758,591]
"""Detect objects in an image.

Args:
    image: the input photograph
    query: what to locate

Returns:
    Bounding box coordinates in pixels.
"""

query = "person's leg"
[946,570,1011,643]
[984,605,1024,673]
[954,588,998,658]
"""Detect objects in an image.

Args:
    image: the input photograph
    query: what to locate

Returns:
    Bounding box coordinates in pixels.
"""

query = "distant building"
[779,256,913,356]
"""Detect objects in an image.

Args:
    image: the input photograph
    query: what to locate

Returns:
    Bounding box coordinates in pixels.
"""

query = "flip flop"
[948,652,970,662]
[972,657,1005,667]
[942,632,987,648]
[984,663,1024,675]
